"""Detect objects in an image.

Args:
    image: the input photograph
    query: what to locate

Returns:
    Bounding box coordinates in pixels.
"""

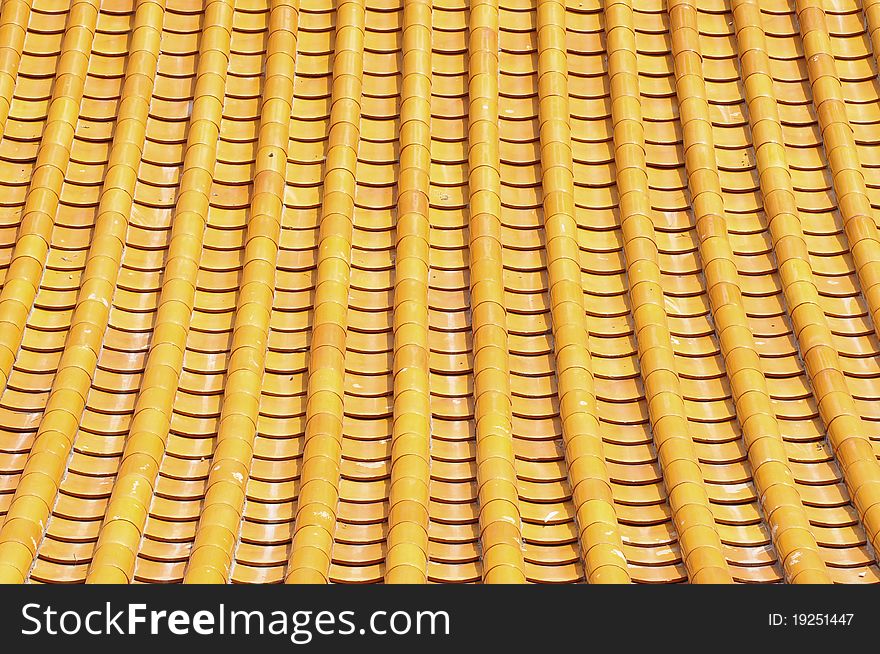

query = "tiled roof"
[0,0,878,584]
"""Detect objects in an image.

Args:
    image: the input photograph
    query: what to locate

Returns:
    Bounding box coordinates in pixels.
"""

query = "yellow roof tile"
[0,0,878,584]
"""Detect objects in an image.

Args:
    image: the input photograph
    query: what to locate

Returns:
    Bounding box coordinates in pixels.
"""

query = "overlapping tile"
[0,0,878,583]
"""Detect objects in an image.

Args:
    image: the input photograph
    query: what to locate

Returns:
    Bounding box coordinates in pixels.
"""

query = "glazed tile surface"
[0,0,878,583]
